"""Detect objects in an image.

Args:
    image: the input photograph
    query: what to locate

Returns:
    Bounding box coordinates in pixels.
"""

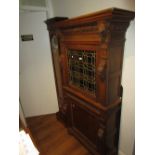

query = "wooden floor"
[27,114,91,155]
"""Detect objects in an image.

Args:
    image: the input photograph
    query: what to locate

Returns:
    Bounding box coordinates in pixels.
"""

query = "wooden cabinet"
[46,8,134,155]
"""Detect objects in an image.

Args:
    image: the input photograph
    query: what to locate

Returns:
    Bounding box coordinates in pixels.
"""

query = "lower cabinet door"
[70,100,105,151]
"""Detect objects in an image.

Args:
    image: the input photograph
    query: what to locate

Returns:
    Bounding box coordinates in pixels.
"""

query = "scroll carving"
[101,29,111,43]
[97,128,104,139]
[98,21,111,44]
[97,58,107,81]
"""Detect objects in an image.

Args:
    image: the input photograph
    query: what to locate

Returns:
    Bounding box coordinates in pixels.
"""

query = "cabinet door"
[70,99,105,149]
[62,44,107,104]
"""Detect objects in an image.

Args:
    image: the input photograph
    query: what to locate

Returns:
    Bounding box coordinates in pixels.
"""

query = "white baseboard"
[118,150,126,155]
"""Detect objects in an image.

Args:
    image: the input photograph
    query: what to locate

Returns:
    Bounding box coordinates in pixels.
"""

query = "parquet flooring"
[27,114,91,155]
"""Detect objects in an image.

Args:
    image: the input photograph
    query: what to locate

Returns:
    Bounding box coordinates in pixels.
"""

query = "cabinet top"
[45,7,134,28]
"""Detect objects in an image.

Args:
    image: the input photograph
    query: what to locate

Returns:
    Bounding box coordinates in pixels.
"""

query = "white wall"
[45,0,54,18]
[19,102,27,127]
[119,20,135,155]
[50,1,135,155]
[51,0,134,18]
[20,0,46,7]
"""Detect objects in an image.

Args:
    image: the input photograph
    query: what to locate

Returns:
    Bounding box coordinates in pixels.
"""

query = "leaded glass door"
[67,49,96,95]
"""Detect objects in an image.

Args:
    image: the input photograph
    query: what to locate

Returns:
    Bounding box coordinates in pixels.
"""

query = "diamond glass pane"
[68,50,96,94]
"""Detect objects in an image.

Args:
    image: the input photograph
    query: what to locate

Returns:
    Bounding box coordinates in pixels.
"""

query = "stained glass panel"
[68,49,96,94]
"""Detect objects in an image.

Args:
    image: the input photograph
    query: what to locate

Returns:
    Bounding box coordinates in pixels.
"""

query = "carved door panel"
[70,99,105,149]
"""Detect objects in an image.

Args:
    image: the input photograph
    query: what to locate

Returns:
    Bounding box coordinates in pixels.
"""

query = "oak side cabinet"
[45,8,134,155]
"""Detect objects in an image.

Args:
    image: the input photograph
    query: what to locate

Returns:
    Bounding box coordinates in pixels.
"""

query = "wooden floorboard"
[27,114,91,155]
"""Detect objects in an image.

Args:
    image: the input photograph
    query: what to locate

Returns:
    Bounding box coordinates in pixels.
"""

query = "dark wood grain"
[27,114,91,155]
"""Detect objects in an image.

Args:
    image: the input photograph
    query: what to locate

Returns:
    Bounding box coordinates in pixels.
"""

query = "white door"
[19,11,58,117]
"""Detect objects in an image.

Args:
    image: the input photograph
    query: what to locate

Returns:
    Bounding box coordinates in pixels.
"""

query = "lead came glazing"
[68,50,96,94]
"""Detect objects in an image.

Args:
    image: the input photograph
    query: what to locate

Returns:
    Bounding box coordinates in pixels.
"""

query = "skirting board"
[119,150,126,155]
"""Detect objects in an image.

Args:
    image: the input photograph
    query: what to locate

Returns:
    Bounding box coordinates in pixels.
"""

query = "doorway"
[19,11,58,117]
